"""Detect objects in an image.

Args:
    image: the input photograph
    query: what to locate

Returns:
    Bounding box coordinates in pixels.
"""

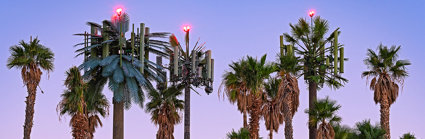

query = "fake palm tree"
[168,27,214,139]
[275,53,301,139]
[6,37,54,139]
[261,77,284,139]
[146,85,184,139]
[362,44,410,139]
[75,10,170,139]
[281,16,348,138]
[221,59,250,128]
[305,97,341,139]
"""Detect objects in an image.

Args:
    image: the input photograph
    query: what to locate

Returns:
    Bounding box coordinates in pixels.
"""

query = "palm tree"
[57,67,89,139]
[275,54,301,139]
[226,128,250,139]
[221,59,250,128]
[244,55,274,139]
[283,16,348,138]
[305,97,341,139]
[146,85,184,139]
[57,67,109,139]
[6,37,54,139]
[352,120,385,139]
[261,77,284,139]
[400,133,416,139]
[332,124,354,139]
[362,44,410,139]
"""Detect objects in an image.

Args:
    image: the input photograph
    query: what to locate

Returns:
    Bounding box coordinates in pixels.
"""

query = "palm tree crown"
[146,85,184,139]
[353,120,386,139]
[305,97,341,139]
[400,133,416,139]
[226,128,251,139]
[362,44,410,105]
[7,38,54,74]
[220,59,250,128]
[262,77,284,139]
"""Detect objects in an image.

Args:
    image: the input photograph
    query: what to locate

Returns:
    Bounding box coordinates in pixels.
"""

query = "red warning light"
[308,10,315,17]
[183,25,191,32]
[116,8,123,16]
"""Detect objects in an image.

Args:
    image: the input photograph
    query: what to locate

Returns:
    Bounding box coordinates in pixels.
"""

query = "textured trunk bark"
[284,105,294,139]
[243,108,248,128]
[72,113,88,139]
[308,82,317,139]
[249,95,261,139]
[380,99,390,139]
[23,83,37,139]
[184,85,191,139]
[89,133,94,139]
[113,100,124,139]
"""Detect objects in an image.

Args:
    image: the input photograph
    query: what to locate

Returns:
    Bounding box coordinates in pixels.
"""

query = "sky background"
[1,1,424,139]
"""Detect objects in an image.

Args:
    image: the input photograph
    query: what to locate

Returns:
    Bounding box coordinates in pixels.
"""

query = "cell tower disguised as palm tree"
[281,10,348,138]
[74,8,171,139]
[169,25,215,139]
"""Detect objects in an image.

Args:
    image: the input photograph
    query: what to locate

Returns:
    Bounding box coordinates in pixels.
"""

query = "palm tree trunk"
[23,83,37,139]
[284,106,294,139]
[72,113,88,139]
[243,108,248,128]
[113,99,124,139]
[380,99,390,139]
[308,81,317,139]
[184,85,191,139]
[249,95,261,139]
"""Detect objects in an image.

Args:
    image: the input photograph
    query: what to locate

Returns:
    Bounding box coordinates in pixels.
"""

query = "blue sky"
[1,1,424,139]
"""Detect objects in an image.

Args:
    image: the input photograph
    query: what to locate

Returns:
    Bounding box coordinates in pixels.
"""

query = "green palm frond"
[305,96,341,127]
[7,38,54,72]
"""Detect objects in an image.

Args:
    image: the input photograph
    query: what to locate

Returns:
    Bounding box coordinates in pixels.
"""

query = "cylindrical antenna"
[333,31,338,75]
[144,27,150,77]
[211,59,214,81]
[173,45,179,76]
[102,22,109,58]
[131,24,135,61]
[287,44,293,56]
[139,23,145,74]
[280,35,284,56]
[192,50,197,74]
[90,25,97,58]
[339,47,344,73]
[206,50,212,79]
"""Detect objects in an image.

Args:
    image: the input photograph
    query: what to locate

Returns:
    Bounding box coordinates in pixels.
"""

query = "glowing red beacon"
[183,25,191,32]
[309,10,315,17]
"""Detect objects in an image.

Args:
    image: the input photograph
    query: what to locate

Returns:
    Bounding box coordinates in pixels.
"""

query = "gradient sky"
[1,1,424,139]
